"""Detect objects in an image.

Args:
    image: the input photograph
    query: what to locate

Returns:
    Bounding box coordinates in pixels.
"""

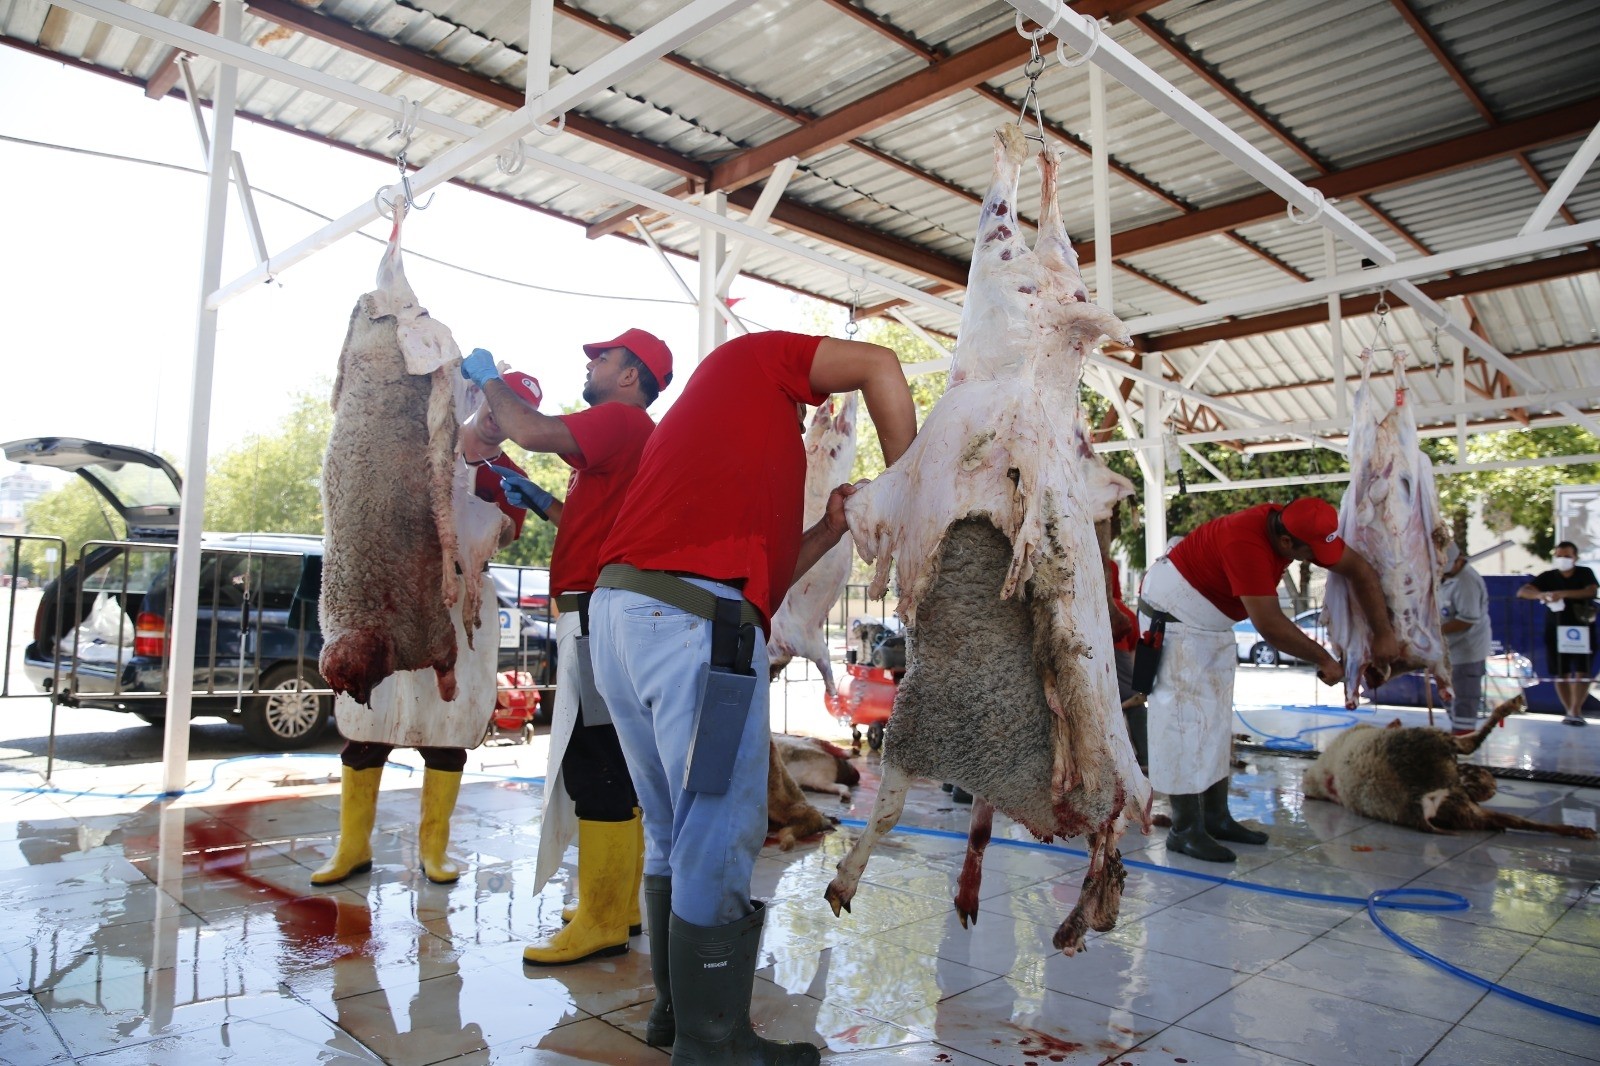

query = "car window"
[80,545,172,595]
[79,460,181,512]
[205,551,306,610]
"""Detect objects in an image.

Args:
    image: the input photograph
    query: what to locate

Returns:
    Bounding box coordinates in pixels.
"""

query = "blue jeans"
[588,584,771,927]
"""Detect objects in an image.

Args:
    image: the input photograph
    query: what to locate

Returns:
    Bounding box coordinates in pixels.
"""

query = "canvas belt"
[597,565,761,628]
[555,591,590,635]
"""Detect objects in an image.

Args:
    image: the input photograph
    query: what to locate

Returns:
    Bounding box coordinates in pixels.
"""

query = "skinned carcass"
[767,394,859,701]
[827,126,1149,956]
[1324,351,1451,709]
[1304,697,1595,840]
[320,215,506,707]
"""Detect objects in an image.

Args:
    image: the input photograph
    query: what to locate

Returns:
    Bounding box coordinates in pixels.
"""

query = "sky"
[0,47,825,487]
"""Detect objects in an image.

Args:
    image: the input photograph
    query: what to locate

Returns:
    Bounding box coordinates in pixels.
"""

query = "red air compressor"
[832,620,904,752]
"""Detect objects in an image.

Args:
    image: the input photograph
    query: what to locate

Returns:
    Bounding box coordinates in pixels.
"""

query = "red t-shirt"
[597,331,828,626]
[471,452,527,541]
[1109,559,1138,652]
[549,403,656,594]
[1168,503,1290,621]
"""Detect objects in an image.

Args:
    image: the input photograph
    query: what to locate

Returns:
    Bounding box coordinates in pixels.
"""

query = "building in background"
[0,468,53,537]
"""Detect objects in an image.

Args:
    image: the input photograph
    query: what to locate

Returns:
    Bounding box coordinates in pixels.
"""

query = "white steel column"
[630,217,747,334]
[162,0,242,794]
[698,191,728,358]
[526,0,553,104]
[1142,348,1166,569]
[1324,227,1345,423]
[1089,62,1113,310]
[716,157,797,297]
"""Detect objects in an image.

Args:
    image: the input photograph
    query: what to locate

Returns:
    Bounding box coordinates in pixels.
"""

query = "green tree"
[1434,426,1600,557]
[495,440,568,567]
[19,479,125,579]
[203,389,333,534]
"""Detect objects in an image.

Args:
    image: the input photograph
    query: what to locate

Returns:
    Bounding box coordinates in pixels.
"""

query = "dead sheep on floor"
[1303,696,1596,839]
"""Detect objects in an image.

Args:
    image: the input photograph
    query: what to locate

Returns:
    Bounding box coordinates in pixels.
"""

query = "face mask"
[1555,557,1576,572]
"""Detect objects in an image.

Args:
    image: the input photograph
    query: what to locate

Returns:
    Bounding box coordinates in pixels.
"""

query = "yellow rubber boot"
[419,768,463,884]
[311,766,383,885]
[523,817,635,966]
[560,808,644,935]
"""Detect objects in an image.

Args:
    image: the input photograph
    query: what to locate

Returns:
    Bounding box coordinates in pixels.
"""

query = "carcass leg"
[953,797,994,928]
[1052,831,1127,956]
[825,763,912,916]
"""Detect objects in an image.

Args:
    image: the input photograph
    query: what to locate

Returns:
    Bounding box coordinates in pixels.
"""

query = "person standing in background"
[1439,542,1491,735]
[1519,541,1598,725]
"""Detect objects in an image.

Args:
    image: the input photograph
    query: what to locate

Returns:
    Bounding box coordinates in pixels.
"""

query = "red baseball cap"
[583,328,674,389]
[1281,498,1345,566]
[501,370,542,409]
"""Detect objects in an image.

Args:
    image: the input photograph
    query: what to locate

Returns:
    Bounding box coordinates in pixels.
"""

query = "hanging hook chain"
[377,97,434,216]
[1015,36,1049,146]
[1057,13,1102,68]
[845,276,865,337]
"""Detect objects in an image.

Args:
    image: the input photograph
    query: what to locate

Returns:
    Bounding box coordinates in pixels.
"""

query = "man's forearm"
[790,520,845,587]
[482,379,575,454]
[1257,613,1333,665]
[861,376,916,467]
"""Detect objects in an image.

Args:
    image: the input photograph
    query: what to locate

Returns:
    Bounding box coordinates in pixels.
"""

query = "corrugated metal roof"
[3,0,1596,453]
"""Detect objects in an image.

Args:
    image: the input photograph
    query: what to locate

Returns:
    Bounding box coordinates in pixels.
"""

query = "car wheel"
[1249,643,1280,667]
[244,664,332,750]
[134,712,163,727]
[866,722,885,752]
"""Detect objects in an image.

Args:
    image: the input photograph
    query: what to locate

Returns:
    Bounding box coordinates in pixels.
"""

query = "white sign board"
[498,607,519,650]
[1557,624,1592,656]
[1554,484,1600,568]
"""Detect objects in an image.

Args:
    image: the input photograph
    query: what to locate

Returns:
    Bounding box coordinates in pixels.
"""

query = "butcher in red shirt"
[589,331,915,1065]
[313,374,535,889]
[462,330,673,972]
[1142,498,1397,863]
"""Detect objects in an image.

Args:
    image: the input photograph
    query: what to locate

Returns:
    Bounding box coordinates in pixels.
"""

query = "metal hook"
[375,97,435,211]
[1013,2,1064,41]
[496,138,526,175]
[1056,14,1102,68]
[1015,36,1049,146]
[844,275,865,337]
[1287,187,1325,225]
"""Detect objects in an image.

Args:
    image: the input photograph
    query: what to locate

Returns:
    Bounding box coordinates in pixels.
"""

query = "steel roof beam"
[1127,220,1600,337]
[1075,96,1600,267]
[1147,248,1600,350]
[143,2,218,99]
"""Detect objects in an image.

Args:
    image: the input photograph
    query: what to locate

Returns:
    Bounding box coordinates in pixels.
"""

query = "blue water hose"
[1233,703,1371,752]
[0,751,546,800]
[840,817,1599,1027]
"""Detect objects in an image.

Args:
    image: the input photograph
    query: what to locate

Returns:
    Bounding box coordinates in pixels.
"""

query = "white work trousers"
[588,583,770,927]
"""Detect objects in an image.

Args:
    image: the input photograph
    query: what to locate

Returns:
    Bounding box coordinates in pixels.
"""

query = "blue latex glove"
[461,347,500,388]
[488,464,555,521]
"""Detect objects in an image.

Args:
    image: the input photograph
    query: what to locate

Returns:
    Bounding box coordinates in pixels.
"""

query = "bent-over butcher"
[588,331,915,1065]
[1141,497,1398,862]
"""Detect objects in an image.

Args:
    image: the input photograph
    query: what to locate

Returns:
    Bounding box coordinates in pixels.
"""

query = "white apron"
[1142,557,1239,795]
[532,609,583,892]
[334,573,499,749]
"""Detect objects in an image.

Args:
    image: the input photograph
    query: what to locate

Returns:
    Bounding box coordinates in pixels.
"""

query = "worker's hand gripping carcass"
[826,126,1150,955]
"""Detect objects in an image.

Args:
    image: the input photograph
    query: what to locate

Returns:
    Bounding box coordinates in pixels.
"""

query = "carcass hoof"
[955,905,977,930]
[823,882,853,917]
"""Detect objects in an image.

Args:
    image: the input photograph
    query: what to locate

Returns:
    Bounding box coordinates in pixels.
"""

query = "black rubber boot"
[1167,793,1235,863]
[668,902,821,1065]
[950,786,973,804]
[644,875,674,1048]
[1203,777,1268,846]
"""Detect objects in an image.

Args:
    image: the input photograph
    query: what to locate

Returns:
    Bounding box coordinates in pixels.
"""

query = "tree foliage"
[1431,426,1600,557]
[18,479,124,580]
[203,390,333,534]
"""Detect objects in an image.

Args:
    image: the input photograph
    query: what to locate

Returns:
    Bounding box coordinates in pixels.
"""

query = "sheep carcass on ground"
[319,218,506,707]
[767,394,859,704]
[1324,351,1451,709]
[767,737,839,851]
[1304,697,1595,839]
[826,125,1150,955]
[774,733,860,802]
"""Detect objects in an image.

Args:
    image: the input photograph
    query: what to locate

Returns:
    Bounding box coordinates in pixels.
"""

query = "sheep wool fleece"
[1141,557,1237,796]
[588,582,770,928]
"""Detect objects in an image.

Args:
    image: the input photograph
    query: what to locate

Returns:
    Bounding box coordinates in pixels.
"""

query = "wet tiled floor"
[1,707,1598,1064]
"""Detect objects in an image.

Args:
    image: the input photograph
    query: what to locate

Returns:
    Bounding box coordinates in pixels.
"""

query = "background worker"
[460,329,673,969]
[1141,497,1399,863]
[313,376,535,887]
[1519,541,1598,725]
[1439,541,1491,734]
[588,331,915,1065]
